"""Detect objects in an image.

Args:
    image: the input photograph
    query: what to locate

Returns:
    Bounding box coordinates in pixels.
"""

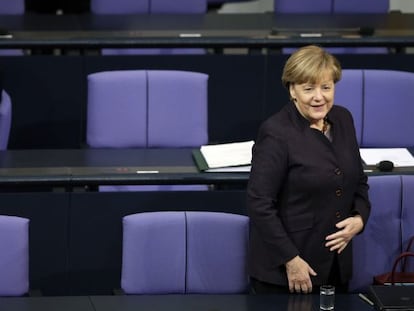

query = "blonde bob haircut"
[281,45,342,89]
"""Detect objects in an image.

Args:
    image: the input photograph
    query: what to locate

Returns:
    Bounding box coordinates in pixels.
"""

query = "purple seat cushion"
[186,212,249,293]
[147,70,208,147]
[90,0,149,14]
[87,70,147,148]
[151,0,206,13]
[349,176,402,292]
[363,70,414,147]
[274,0,332,13]
[0,90,12,150]
[121,212,186,294]
[0,215,29,296]
[334,0,388,13]
[335,69,363,145]
[0,0,24,14]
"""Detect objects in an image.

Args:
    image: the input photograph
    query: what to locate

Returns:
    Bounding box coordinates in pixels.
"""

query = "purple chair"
[0,90,12,150]
[0,215,29,296]
[0,0,25,56]
[87,70,208,191]
[275,0,389,54]
[335,69,363,146]
[90,0,206,55]
[349,175,402,292]
[121,212,186,294]
[401,175,414,271]
[185,211,249,293]
[121,211,249,294]
[362,69,414,147]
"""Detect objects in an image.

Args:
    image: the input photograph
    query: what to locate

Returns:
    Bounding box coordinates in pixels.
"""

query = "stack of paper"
[359,148,414,167]
[192,140,254,172]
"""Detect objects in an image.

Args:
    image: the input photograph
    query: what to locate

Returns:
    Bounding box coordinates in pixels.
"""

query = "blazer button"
[335,211,341,218]
[334,168,341,175]
[335,189,342,197]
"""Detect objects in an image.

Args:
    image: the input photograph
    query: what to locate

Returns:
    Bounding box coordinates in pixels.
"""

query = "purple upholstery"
[0,0,25,14]
[121,212,186,294]
[0,90,12,150]
[121,211,249,294]
[151,0,206,14]
[0,0,25,55]
[90,0,150,14]
[0,215,29,296]
[334,0,389,13]
[186,212,249,293]
[335,70,363,145]
[362,70,414,147]
[274,0,388,14]
[87,69,208,148]
[274,0,332,13]
[87,70,147,148]
[148,70,208,147]
[349,175,402,292]
[87,70,208,191]
[401,176,414,271]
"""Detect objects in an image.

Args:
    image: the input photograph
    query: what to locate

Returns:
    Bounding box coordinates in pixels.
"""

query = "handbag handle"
[391,251,414,285]
[402,236,414,271]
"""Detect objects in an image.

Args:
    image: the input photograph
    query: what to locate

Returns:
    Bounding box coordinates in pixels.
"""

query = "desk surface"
[0,296,94,311]
[0,148,249,187]
[1,12,414,49]
[0,294,373,311]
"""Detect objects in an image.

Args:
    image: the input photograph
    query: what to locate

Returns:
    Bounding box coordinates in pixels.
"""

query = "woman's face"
[289,73,335,125]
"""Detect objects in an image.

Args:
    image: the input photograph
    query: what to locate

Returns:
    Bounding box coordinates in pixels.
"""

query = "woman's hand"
[325,215,364,254]
[285,255,317,294]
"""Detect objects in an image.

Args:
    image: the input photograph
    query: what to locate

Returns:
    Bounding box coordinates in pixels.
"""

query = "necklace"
[322,118,329,134]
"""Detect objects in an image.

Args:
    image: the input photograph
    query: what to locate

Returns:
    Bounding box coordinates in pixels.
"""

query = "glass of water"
[320,285,335,310]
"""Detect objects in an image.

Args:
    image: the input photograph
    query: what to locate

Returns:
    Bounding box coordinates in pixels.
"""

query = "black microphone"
[376,160,394,172]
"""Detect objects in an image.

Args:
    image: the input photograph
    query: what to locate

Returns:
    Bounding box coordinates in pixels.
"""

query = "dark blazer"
[247,103,371,286]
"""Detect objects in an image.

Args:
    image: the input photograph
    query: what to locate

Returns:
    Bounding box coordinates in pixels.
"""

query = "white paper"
[359,148,414,167]
[200,140,254,169]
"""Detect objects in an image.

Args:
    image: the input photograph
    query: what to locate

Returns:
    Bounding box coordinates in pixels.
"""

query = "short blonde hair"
[281,45,342,89]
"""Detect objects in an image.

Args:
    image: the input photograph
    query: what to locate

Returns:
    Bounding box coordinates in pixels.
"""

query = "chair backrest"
[337,69,414,148]
[0,0,25,14]
[362,69,414,147]
[87,70,208,191]
[91,0,206,14]
[87,70,208,148]
[349,175,402,292]
[274,0,388,13]
[0,0,25,56]
[0,215,29,296]
[335,70,363,145]
[0,90,12,150]
[121,211,249,294]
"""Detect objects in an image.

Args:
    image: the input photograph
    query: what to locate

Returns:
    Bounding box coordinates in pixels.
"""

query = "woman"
[247,45,371,294]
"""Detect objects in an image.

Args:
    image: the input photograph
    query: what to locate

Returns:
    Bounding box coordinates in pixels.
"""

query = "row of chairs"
[1,0,389,15]
[2,68,414,152]
[3,173,414,296]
